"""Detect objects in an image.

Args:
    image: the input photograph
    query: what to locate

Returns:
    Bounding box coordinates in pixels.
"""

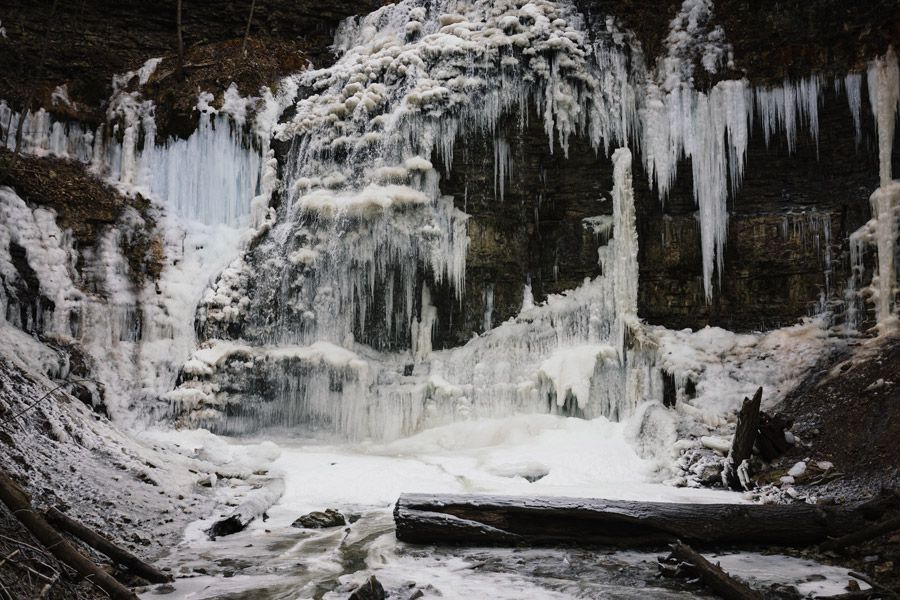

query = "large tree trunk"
[0,471,139,600]
[722,387,763,490]
[394,493,865,548]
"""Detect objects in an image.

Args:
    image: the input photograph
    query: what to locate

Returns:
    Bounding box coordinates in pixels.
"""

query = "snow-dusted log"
[44,507,171,584]
[663,542,764,600]
[394,493,865,548]
[207,478,285,538]
[723,387,762,490]
[0,471,139,599]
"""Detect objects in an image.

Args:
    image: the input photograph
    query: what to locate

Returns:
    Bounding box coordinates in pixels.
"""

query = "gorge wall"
[0,0,897,435]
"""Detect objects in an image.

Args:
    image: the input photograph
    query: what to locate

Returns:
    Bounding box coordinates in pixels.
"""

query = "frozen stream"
[141,415,868,599]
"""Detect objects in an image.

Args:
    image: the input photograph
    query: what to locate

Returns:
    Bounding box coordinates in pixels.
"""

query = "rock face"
[432,83,896,343]
[636,84,894,331]
[434,109,610,347]
[1,0,898,363]
[576,0,898,86]
[0,0,388,135]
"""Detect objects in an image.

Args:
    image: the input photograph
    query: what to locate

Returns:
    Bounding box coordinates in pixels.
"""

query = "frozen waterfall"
[166,0,898,441]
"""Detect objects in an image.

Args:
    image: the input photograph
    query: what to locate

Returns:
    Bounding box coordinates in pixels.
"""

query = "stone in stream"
[348,575,385,600]
[291,508,346,529]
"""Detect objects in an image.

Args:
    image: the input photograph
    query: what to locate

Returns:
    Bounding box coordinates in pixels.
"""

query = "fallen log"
[44,507,171,583]
[818,591,883,600]
[819,515,900,552]
[0,471,139,600]
[665,542,764,600]
[207,478,285,538]
[394,493,865,548]
[723,387,762,490]
[847,571,899,600]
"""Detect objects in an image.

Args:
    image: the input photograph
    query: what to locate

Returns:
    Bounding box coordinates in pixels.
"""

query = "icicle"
[845,73,863,144]
[868,47,899,188]
[483,284,495,332]
[642,80,750,299]
[493,136,512,202]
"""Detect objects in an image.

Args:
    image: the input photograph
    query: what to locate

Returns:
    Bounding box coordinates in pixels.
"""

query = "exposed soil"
[0,149,163,283]
[776,335,900,497]
[747,335,900,594]
[1,150,127,244]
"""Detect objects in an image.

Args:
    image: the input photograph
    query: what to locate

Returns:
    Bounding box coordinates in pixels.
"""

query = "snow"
[0,187,82,336]
[787,461,807,478]
[655,318,831,418]
[659,0,733,91]
[299,184,429,216]
[710,553,870,597]
[538,345,614,407]
[700,435,731,454]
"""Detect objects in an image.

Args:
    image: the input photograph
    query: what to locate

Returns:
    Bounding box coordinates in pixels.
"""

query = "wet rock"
[292,508,346,529]
[348,575,385,600]
[207,514,245,538]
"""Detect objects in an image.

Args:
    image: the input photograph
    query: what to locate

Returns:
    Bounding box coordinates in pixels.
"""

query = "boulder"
[291,508,346,529]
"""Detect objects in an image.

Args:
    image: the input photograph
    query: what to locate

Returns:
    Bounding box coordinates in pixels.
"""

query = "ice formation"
[848,47,900,332]
[0,60,286,419]
[169,1,893,441]
[1,98,266,227]
[179,139,659,439]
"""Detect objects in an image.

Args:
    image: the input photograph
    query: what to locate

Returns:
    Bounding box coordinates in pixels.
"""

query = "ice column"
[610,147,639,354]
[867,47,900,329]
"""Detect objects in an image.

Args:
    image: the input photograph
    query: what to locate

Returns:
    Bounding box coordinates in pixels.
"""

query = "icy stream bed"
[141,415,868,600]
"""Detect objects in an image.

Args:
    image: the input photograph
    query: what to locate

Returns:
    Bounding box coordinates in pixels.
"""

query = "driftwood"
[819,515,900,552]
[208,478,285,538]
[723,387,763,490]
[394,493,864,548]
[44,507,171,583]
[847,571,899,600]
[0,471,138,600]
[664,542,764,600]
